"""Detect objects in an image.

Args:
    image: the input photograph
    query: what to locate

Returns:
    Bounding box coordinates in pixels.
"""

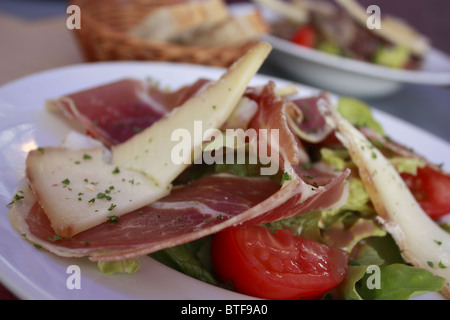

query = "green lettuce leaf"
[335,236,446,300]
[358,263,446,300]
[324,177,374,218]
[337,97,384,135]
[373,45,411,69]
[389,156,426,175]
[317,40,342,56]
[321,216,386,253]
[264,210,323,242]
[98,259,141,275]
[334,243,384,300]
[320,148,351,171]
[149,236,219,286]
[266,176,385,253]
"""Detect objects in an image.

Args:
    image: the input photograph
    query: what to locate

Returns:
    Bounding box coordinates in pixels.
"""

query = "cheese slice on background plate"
[26,147,169,238]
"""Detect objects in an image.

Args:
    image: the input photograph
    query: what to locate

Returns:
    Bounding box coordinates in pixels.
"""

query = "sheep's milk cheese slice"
[327,105,450,298]
[26,147,169,238]
[111,42,272,187]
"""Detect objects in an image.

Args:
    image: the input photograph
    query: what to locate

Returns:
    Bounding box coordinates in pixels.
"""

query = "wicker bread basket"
[69,0,260,67]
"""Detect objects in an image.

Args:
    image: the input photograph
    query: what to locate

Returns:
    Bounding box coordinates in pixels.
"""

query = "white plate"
[230,2,450,98]
[263,33,450,98]
[0,62,448,300]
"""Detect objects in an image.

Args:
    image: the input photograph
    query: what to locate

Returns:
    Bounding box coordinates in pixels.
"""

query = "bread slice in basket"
[129,0,268,47]
[129,0,230,41]
[178,10,269,47]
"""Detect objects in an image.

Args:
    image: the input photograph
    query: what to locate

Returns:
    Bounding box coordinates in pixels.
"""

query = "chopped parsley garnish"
[48,234,64,242]
[133,125,143,133]
[83,154,92,160]
[280,172,291,185]
[112,167,120,174]
[7,193,25,207]
[427,261,448,269]
[373,140,383,147]
[97,192,112,201]
[301,163,311,170]
[61,178,70,185]
[107,215,119,222]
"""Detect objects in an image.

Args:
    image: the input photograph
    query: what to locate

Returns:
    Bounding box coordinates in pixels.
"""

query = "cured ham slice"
[12,166,348,262]
[287,94,335,144]
[46,78,209,147]
[11,174,280,259]
[10,79,350,262]
[247,81,309,165]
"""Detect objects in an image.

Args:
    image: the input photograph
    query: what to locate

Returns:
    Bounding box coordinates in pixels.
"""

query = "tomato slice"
[211,225,348,300]
[401,165,450,219]
[291,24,316,48]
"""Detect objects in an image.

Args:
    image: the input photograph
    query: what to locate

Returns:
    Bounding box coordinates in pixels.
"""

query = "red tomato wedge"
[211,226,349,300]
[291,24,316,48]
[401,165,450,219]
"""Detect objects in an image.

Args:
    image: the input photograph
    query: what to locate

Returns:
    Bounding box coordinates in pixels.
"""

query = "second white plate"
[263,33,450,98]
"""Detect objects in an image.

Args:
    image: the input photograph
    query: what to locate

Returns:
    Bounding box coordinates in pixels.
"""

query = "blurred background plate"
[229,0,450,98]
[262,32,450,98]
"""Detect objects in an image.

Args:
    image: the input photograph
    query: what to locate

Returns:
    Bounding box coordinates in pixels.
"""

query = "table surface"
[0,0,449,300]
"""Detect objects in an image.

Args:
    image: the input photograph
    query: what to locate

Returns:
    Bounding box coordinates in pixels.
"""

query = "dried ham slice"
[12,167,348,262]
[247,81,309,165]
[11,80,350,262]
[46,78,209,147]
[287,94,335,144]
[11,174,280,259]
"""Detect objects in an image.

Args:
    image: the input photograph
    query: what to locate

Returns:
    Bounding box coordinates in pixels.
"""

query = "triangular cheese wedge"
[25,42,272,239]
[111,42,272,187]
[325,104,450,298]
[26,147,169,238]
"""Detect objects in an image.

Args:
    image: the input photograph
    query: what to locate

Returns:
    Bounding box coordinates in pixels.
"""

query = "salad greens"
[373,45,411,69]
[150,236,219,286]
[98,259,141,275]
[337,97,385,135]
[98,97,447,299]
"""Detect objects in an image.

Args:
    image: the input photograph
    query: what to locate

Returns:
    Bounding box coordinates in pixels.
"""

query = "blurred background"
[1,0,449,85]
